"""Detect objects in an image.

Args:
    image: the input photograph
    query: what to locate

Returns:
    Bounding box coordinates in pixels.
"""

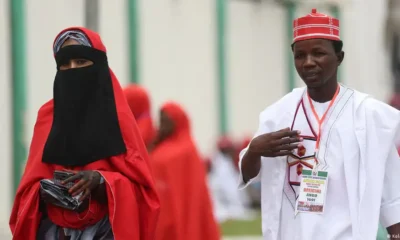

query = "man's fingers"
[271,130,300,139]
[274,143,300,151]
[277,127,291,132]
[273,137,303,146]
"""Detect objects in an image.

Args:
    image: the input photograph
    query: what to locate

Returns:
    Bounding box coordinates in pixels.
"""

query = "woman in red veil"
[150,101,220,240]
[124,84,156,149]
[9,27,159,240]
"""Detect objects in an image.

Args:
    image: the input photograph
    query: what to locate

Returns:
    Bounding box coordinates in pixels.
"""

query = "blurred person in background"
[150,101,220,240]
[239,9,400,239]
[208,136,255,223]
[124,84,156,150]
[9,27,160,240]
[386,0,400,92]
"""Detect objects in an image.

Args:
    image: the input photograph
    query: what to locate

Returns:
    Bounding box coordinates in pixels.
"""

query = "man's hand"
[248,127,303,157]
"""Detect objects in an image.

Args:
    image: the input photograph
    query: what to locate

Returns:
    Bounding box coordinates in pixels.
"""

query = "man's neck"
[307,80,338,103]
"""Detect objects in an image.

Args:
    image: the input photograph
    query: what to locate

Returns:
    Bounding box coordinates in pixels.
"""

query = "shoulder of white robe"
[356,94,400,135]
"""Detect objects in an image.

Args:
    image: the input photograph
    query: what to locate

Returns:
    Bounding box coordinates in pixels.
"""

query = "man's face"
[293,39,344,88]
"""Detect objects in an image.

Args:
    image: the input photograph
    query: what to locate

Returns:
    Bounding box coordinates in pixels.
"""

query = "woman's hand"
[62,170,102,201]
[40,188,57,204]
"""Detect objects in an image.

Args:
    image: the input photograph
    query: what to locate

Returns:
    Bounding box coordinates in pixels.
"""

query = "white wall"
[341,0,391,101]
[0,0,12,237]
[139,0,218,155]
[26,0,85,143]
[227,1,286,140]
[99,0,129,87]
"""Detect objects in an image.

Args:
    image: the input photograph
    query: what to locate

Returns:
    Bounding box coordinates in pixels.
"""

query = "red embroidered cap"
[293,8,340,44]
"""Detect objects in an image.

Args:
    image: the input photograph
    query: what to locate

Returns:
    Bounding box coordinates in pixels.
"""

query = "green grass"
[221,215,388,239]
[220,214,262,236]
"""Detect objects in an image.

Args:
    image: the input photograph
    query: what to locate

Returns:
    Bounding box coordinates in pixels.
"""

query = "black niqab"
[42,45,126,166]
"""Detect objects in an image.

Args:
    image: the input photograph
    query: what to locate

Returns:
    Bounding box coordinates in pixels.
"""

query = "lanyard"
[307,85,340,152]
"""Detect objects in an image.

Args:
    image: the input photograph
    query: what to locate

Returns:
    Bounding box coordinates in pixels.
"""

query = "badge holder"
[295,151,329,216]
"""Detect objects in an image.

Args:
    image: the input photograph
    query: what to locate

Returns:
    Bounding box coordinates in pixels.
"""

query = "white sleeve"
[238,110,271,189]
[380,146,400,228]
[237,147,260,189]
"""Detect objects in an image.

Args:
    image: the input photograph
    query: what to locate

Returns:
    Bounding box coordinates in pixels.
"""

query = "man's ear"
[337,51,345,66]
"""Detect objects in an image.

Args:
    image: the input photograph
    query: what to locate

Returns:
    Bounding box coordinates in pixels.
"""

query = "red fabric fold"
[10,27,160,240]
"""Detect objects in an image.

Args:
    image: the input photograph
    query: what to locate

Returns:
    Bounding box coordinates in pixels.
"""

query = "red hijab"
[150,102,220,240]
[124,84,156,146]
[9,27,159,240]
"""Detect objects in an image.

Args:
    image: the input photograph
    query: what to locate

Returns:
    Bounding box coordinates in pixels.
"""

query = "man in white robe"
[238,8,400,240]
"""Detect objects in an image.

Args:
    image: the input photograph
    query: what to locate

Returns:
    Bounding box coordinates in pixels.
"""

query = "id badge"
[295,169,328,215]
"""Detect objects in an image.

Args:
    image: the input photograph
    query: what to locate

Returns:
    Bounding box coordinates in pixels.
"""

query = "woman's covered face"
[58,38,93,70]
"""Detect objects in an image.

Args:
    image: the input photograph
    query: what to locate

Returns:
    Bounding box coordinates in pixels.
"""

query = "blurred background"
[0,0,398,239]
